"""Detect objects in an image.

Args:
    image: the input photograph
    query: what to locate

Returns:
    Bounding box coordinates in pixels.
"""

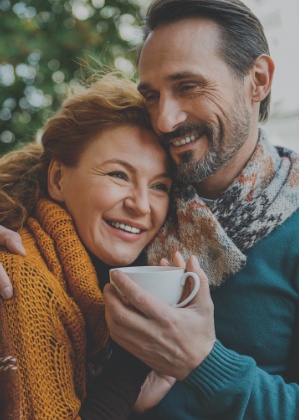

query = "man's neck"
[195,130,259,200]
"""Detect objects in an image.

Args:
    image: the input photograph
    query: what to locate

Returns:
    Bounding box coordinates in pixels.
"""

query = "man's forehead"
[138,18,220,65]
[140,17,220,49]
[138,21,222,90]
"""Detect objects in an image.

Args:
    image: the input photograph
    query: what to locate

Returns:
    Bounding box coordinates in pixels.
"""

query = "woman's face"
[49,125,172,266]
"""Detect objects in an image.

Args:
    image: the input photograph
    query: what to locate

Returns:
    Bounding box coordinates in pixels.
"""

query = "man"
[104,0,299,418]
[1,0,299,418]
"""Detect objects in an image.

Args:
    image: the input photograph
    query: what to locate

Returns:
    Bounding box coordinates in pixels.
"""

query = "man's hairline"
[137,17,245,83]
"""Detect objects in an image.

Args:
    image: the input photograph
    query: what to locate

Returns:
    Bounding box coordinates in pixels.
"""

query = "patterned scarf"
[146,130,299,287]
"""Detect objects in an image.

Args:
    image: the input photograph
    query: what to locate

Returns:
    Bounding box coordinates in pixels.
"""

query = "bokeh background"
[0,0,147,155]
[1,0,299,156]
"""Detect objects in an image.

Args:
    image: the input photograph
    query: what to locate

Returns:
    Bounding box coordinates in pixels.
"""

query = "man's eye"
[181,84,197,91]
[108,171,127,180]
[144,92,159,102]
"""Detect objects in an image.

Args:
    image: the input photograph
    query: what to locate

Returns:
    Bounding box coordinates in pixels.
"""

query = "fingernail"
[191,255,200,267]
[16,243,26,255]
[161,258,170,265]
[111,270,120,281]
[2,287,13,299]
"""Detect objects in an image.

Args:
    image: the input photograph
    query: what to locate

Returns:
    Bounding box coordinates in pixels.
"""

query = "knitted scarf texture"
[0,199,109,419]
[147,130,299,287]
[31,199,109,355]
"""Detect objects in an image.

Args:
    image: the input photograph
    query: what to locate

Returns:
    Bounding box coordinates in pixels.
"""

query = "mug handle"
[174,272,200,308]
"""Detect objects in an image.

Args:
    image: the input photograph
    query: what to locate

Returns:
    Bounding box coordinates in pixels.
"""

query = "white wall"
[245,0,299,152]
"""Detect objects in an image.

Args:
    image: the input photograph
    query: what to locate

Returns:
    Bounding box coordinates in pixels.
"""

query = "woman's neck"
[89,252,148,291]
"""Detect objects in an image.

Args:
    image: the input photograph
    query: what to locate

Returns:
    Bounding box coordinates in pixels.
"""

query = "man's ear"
[47,160,65,202]
[251,54,275,103]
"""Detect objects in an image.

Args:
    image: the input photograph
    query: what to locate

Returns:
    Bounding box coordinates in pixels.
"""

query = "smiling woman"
[0,73,172,419]
[49,125,171,267]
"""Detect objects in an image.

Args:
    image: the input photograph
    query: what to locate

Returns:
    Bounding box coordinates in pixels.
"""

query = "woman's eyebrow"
[103,159,172,179]
[101,159,135,171]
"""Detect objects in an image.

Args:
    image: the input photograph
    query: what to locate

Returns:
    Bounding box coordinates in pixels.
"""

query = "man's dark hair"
[140,0,271,122]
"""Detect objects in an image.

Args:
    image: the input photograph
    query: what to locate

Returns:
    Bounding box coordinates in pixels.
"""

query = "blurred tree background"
[0,0,146,155]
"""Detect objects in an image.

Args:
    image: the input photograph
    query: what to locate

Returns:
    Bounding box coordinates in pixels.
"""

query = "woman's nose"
[124,190,151,215]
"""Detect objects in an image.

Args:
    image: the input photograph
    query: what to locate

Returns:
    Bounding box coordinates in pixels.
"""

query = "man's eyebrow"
[137,81,151,92]
[168,71,198,81]
[137,72,200,91]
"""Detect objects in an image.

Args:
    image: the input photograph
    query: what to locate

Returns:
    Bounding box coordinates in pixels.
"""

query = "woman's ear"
[251,54,275,103]
[47,160,65,202]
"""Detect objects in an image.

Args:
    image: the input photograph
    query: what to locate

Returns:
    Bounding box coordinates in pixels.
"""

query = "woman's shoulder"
[0,226,68,300]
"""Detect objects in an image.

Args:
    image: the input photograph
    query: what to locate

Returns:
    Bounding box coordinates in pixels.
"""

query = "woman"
[0,73,173,419]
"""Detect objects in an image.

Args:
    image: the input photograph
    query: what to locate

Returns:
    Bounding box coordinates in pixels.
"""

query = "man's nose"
[124,189,151,215]
[156,96,187,133]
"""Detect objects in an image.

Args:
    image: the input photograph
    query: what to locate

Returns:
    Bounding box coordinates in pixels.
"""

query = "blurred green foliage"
[0,0,145,155]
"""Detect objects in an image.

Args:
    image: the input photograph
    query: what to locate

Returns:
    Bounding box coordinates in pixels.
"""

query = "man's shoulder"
[282,207,299,227]
[254,207,299,253]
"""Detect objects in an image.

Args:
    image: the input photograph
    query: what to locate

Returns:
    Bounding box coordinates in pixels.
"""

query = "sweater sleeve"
[183,339,299,419]
[0,253,86,419]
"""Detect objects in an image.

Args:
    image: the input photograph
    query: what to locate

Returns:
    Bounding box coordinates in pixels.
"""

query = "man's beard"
[159,106,252,185]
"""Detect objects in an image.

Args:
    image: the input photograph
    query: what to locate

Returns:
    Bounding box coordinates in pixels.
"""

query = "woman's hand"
[160,250,186,268]
[134,371,176,414]
[104,253,216,381]
[161,251,193,302]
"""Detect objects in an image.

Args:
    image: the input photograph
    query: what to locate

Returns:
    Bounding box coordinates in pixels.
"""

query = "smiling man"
[104,1,299,419]
[1,1,299,419]
[137,17,255,199]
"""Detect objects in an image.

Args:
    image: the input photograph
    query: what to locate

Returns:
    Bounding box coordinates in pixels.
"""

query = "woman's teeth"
[173,134,196,147]
[109,221,141,234]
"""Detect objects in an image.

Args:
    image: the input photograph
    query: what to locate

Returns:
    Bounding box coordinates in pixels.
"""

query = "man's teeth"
[173,135,196,147]
[110,221,141,234]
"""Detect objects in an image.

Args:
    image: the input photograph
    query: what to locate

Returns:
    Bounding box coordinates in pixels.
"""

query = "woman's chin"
[102,254,138,268]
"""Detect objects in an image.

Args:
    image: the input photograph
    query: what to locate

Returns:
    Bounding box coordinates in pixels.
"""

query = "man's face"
[138,18,254,185]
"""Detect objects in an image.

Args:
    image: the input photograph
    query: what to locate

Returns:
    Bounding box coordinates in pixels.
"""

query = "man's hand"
[104,255,216,381]
[0,226,26,299]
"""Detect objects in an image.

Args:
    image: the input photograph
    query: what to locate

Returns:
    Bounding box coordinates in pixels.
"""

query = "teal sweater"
[146,209,299,419]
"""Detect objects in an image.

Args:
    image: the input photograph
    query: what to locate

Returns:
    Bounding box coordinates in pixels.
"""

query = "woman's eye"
[153,183,170,193]
[108,171,127,180]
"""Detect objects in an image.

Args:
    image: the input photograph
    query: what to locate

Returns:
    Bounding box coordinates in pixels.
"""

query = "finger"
[104,283,134,332]
[0,226,26,256]
[0,264,13,299]
[160,258,171,266]
[104,283,157,355]
[186,255,211,305]
[173,251,186,268]
[108,270,171,319]
[104,282,146,325]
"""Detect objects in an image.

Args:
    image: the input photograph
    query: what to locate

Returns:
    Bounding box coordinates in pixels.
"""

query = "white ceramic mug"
[109,266,200,308]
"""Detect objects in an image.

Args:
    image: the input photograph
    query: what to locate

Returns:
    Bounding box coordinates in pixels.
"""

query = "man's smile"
[172,134,197,147]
